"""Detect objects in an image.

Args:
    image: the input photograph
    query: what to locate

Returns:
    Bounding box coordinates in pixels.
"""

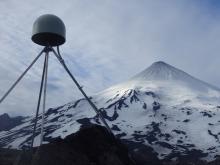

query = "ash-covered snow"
[1,61,220,161]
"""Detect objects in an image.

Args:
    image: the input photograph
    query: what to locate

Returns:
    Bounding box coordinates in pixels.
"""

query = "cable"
[0,48,45,104]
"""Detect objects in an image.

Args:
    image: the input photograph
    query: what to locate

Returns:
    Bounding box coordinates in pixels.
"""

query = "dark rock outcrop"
[0,148,21,165]
[17,125,135,165]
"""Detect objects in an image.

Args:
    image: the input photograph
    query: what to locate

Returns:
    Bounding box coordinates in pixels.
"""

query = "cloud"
[0,0,220,116]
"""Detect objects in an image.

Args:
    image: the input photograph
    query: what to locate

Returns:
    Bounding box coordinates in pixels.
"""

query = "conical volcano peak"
[132,61,190,81]
[151,61,170,67]
[130,61,220,91]
[147,61,175,72]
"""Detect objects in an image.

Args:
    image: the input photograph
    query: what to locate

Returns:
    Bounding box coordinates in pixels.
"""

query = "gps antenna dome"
[32,14,66,46]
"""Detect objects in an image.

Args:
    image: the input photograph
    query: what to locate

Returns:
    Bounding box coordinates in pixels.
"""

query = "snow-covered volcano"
[1,61,220,161]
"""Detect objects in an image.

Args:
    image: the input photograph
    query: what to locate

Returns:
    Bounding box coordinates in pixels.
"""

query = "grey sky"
[0,0,220,116]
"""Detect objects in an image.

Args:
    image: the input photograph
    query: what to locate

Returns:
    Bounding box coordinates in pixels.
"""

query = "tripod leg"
[0,48,45,104]
[40,51,49,146]
[51,47,112,134]
[30,50,48,149]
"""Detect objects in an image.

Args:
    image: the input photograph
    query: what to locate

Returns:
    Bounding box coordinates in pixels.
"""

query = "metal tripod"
[0,46,112,149]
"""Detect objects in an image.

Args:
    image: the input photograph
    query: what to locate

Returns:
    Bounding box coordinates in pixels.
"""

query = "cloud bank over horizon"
[0,0,220,116]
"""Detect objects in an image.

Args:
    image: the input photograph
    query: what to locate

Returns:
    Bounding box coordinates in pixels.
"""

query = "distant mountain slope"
[0,113,24,131]
[1,61,220,162]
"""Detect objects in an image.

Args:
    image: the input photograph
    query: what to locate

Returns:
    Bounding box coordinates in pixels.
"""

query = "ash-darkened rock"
[0,148,21,165]
[162,149,209,165]
[17,125,135,165]
[122,140,162,165]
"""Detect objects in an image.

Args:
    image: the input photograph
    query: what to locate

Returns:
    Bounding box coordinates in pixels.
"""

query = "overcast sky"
[0,0,220,116]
